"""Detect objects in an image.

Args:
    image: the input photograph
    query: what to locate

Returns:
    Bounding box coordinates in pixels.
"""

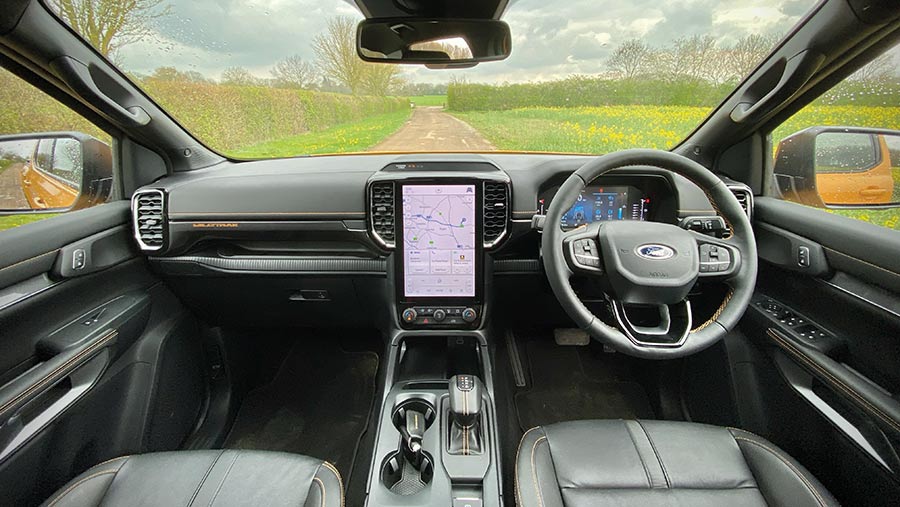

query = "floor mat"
[514,336,654,430]
[225,340,379,483]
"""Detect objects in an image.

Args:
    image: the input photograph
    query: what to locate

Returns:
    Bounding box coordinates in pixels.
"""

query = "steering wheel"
[541,149,757,359]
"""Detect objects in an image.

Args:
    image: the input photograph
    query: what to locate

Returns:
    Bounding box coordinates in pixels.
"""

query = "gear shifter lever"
[449,374,483,427]
[398,409,426,467]
[448,375,484,455]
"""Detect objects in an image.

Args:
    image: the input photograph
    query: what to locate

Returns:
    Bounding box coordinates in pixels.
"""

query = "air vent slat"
[727,185,753,220]
[483,182,509,247]
[133,189,166,251]
[369,182,395,247]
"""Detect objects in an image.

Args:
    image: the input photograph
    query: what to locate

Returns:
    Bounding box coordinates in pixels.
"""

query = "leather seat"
[516,420,837,507]
[41,450,343,507]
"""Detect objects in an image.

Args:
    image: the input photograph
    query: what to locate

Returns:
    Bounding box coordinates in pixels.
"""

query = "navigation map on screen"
[402,185,476,298]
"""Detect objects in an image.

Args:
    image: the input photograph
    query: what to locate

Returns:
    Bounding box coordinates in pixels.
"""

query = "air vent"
[132,189,166,251]
[728,185,753,220]
[370,181,395,248]
[483,182,509,248]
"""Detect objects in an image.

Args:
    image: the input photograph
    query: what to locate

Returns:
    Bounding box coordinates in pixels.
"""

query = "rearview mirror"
[357,18,511,68]
[773,127,899,208]
[0,132,112,213]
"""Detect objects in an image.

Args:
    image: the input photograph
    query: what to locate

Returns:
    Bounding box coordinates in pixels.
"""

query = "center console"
[365,336,503,507]
[365,163,508,507]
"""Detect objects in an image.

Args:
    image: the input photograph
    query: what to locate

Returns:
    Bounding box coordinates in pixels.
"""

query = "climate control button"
[401,308,417,323]
[462,308,478,323]
[433,309,447,322]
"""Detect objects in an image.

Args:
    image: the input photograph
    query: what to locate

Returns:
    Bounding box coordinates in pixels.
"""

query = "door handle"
[0,329,117,462]
[859,188,887,197]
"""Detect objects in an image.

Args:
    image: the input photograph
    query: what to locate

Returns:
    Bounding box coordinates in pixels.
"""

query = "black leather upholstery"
[41,450,343,507]
[516,420,838,507]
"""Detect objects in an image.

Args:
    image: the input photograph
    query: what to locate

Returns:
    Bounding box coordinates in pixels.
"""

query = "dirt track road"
[0,163,28,209]
[370,106,495,152]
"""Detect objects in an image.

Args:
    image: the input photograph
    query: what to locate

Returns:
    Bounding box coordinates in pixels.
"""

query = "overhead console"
[367,162,510,330]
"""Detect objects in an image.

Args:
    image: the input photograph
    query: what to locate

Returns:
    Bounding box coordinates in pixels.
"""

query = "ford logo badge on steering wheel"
[636,244,675,260]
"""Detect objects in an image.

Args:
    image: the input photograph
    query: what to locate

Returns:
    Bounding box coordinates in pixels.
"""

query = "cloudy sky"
[117,0,814,84]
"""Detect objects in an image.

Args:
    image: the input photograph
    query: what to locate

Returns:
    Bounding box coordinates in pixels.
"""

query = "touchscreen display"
[402,184,476,298]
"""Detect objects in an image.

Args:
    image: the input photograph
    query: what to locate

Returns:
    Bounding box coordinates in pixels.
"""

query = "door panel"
[0,204,207,506]
[739,197,900,506]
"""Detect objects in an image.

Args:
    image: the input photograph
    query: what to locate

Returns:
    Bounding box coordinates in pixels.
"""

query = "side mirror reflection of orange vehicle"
[0,132,112,213]
[773,126,900,208]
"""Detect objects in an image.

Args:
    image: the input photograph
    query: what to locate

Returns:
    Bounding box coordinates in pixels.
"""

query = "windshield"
[47,0,815,158]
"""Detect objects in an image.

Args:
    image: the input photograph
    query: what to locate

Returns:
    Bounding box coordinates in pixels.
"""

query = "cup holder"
[391,399,436,431]
[381,450,434,496]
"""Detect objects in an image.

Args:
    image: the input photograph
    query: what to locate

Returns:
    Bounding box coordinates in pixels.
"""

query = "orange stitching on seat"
[47,471,117,507]
[321,461,345,507]
[767,329,900,433]
[733,436,827,507]
[531,436,548,507]
[89,455,130,469]
[313,477,326,507]
[515,427,540,507]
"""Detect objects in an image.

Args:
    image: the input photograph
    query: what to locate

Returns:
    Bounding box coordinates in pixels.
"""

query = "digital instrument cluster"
[538,185,651,230]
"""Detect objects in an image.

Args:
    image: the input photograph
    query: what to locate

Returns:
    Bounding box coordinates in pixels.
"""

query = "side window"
[771,44,900,231]
[0,66,114,232]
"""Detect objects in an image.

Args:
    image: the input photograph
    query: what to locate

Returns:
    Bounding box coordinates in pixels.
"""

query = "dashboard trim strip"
[153,256,387,275]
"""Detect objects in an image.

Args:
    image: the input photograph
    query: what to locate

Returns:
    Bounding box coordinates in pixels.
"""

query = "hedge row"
[447,75,900,111]
[0,68,407,152]
[141,80,408,151]
[0,70,108,142]
[447,77,734,111]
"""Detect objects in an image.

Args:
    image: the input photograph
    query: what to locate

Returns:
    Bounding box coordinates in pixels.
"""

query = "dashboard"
[130,153,736,329]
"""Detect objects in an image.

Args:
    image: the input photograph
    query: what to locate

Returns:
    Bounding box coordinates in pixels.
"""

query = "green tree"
[220,67,258,86]
[312,16,403,95]
[606,39,653,79]
[47,0,171,60]
[271,55,316,89]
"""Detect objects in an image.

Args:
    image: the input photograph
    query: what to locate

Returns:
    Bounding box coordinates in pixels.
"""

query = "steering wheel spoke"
[689,230,742,280]
[610,299,692,348]
[562,223,604,275]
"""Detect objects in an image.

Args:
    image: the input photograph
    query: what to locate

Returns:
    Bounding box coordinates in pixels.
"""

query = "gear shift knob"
[448,374,483,428]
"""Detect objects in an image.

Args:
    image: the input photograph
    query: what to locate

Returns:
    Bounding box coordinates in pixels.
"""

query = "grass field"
[0,213,60,231]
[231,109,411,158]
[828,208,899,229]
[409,95,447,107]
[452,106,710,153]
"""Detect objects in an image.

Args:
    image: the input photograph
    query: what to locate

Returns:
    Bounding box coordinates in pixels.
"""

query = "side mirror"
[357,18,511,69]
[0,132,112,213]
[773,127,899,207]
